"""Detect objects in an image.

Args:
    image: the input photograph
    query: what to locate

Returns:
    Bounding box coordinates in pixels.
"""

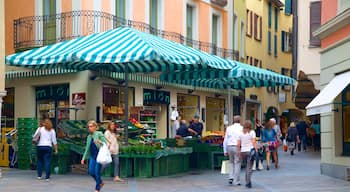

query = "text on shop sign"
[143,89,170,105]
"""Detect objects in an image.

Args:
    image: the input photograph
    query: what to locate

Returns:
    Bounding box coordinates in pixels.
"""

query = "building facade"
[245,0,297,126]
[0,0,7,131]
[307,0,350,181]
[3,0,249,138]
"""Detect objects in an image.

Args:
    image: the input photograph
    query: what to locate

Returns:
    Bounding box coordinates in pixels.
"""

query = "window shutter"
[254,13,258,40]
[281,31,285,52]
[268,31,271,54]
[309,1,321,47]
[274,35,277,57]
[274,7,278,32]
[259,17,262,40]
[268,3,272,28]
[285,0,292,15]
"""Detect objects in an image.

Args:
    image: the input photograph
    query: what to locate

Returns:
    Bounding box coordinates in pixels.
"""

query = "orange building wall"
[222,11,227,48]
[101,0,111,13]
[321,25,350,48]
[81,0,93,10]
[164,0,183,34]
[198,2,210,43]
[321,0,337,24]
[5,0,35,55]
[62,0,72,12]
[133,0,146,22]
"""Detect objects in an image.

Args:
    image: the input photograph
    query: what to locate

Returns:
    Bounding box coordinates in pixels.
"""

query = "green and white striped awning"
[160,60,295,89]
[6,27,232,72]
[5,68,78,79]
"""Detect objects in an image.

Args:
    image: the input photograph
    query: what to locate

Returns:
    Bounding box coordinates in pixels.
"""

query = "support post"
[0,90,7,143]
[124,63,129,144]
[227,84,232,125]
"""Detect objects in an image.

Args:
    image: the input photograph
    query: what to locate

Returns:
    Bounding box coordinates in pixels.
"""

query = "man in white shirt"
[223,115,243,185]
[170,105,179,138]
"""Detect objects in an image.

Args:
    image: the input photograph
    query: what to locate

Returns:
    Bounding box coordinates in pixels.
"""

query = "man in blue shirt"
[296,120,309,152]
[188,116,203,137]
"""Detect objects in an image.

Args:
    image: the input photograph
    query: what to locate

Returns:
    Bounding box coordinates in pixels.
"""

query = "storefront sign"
[36,84,69,100]
[143,89,170,105]
[279,93,286,103]
[72,93,86,105]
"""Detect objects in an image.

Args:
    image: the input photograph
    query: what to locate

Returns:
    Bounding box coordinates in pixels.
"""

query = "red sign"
[72,93,86,105]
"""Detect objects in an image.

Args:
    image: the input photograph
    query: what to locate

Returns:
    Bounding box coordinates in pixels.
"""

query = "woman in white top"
[33,119,58,181]
[104,121,123,182]
[237,120,257,189]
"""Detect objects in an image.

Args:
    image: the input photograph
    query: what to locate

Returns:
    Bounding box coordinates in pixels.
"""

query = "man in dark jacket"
[176,120,189,137]
[296,120,309,152]
[188,116,204,137]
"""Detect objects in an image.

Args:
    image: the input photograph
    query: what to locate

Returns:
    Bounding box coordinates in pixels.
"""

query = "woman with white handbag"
[33,119,58,181]
[81,120,107,192]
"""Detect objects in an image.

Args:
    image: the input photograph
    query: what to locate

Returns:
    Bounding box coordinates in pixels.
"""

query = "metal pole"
[124,62,129,144]
[227,84,232,125]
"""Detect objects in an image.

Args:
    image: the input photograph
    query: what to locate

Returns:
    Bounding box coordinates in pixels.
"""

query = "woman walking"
[33,119,58,181]
[81,120,107,192]
[286,122,299,155]
[237,120,257,188]
[261,121,279,170]
[104,121,123,182]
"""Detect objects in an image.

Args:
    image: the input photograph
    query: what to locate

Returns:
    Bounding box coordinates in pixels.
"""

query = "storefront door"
[246,101,261,127]
[177,93,200,122]
[342,85,350,156]
[2,88,15,128]
[206,97,225,131]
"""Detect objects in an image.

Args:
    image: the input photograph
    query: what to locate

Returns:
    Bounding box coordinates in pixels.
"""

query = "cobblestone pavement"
[1,150,350,192]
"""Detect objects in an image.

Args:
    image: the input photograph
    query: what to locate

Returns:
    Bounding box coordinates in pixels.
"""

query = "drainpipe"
[292,0,298,79]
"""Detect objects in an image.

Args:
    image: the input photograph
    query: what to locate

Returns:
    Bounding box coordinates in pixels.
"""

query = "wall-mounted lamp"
[155,85,163,90]
[215,93,222,98]
[332,109,339,112]
[188,89,194,94]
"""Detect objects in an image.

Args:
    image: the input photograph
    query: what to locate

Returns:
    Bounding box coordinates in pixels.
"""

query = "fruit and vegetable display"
[129,118,144,129]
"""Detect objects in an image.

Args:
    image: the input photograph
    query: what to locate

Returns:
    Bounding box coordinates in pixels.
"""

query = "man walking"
[223,115,243,185]
[297,120,309,152]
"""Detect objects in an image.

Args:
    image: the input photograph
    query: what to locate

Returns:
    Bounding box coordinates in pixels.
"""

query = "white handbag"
[221,160,231,175]
[96,143,112,165]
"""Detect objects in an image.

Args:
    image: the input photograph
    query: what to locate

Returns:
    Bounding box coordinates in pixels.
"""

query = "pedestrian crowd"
[222,115,320,188]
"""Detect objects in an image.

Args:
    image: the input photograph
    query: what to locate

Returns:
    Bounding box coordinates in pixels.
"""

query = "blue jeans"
[89,158,102,191]
[37,146,52,179]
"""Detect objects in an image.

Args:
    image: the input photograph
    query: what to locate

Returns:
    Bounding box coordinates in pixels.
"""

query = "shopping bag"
[97,143,112,165]
[32,127,42,144]
[221,160,230,174]
[283,139,288,152]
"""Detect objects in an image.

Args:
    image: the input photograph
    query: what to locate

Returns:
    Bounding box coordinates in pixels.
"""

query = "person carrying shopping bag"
[286,122,299,156]
[104,121,123,182]
[81,120,107,192]
[237,120,257,188]
[33,119,58,181]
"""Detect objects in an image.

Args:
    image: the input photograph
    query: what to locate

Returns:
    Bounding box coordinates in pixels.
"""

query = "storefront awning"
[160,60,294,89]
[6,27,232,72]
[306,71,350,116]
[5,69,78,79]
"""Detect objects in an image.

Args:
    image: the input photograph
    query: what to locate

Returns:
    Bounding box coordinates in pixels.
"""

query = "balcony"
[14,10,239,60]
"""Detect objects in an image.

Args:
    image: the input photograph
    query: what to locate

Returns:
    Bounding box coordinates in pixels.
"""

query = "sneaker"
[37,177,42,180]
[45,179,50,182]
[246,183,252,188]
[266,166,270,171]
[228,179,233,185]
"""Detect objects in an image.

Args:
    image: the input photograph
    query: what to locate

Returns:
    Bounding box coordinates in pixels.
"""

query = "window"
[259,60,262,68]
[212,14,219,45]
[268,31,271,54]
[281,31,292,52]
[116,0,126,18]
[186,5,194,40]
[285,0,293,15]
[254,59,259,67]
[338,0,350,13]
[274,7,278,32]
[342,84,350,155]
[254,13,262,41]
[233,14,238,50]
[149,0,158,29]
[274,34,278,57]
[43,0,56,44]
[246,10,253,37]
[240,21,245,58]
[268,2,272,28]
[310,1,321,47]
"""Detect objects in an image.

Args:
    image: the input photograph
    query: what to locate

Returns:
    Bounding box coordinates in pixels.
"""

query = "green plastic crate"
[120,157,133,178]
[133,157,153,178]
[101,164,114,177]
[153,156,168,177]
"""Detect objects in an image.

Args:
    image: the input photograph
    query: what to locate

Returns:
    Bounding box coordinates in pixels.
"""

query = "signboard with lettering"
[143,89,170,105]
[36,84,69,100]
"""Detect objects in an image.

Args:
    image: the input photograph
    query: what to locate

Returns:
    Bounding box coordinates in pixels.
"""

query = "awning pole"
[124,62,129,144]
[227,84,232,125]
[0,91,6,143]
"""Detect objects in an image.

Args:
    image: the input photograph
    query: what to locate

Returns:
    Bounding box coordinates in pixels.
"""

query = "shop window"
[206,97,225,131]
[102,84,134,121]
[268,31,272,54]
[212,14,219,45]
[177,93,199,122]
[233,97,241,116]
[274,7,278,32]
[36,84,69,128]
[342,85,350,155]
[2,88,15,128]
[268,2,272,28]
[274,34,278,57]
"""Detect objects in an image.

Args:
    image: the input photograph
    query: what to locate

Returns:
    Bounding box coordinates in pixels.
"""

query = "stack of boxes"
[17,118,38,170]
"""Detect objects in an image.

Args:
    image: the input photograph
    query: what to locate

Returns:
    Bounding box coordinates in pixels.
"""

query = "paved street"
[1,150,350,192]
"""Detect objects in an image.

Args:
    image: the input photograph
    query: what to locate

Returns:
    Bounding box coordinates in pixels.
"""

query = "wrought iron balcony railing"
[14,10,239,60]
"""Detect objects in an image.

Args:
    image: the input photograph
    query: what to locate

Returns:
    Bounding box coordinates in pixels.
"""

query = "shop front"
[245,99,261,127]
[1,87,14,128]
[205,97,225,132]
[177,93,200,122]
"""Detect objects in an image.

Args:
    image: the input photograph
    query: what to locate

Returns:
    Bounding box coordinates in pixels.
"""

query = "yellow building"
[245,0,298,125]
